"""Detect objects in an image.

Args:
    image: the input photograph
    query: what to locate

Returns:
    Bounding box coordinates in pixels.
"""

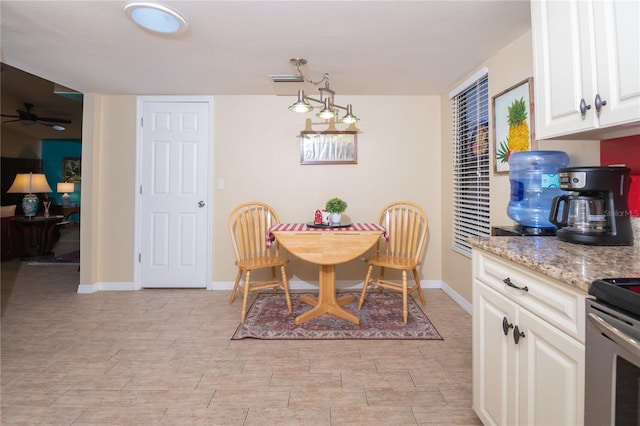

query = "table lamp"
[57,182,75,207]
[7,173,53,218]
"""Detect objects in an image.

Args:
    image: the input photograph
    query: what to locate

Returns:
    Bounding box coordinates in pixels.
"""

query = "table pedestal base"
[295,265,360,325]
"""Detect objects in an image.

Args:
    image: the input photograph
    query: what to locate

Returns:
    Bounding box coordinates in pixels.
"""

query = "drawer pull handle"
[503,277,528,292]
[513,325,526,344]
[502,317,514,336]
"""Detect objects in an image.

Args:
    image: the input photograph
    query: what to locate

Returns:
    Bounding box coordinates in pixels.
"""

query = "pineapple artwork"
[493,79,534,172]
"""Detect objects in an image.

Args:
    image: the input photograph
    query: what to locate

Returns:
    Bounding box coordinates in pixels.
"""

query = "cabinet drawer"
[474,250,585,343]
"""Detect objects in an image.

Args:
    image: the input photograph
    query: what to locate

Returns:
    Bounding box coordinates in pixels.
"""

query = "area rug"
[232,292,443,340]
[29,250,80,265]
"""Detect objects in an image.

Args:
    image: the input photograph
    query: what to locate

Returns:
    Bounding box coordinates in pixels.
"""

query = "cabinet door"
[531,0,596,139]
[473,283,518,426]
[593,0,640,127]
[517,308,585,426]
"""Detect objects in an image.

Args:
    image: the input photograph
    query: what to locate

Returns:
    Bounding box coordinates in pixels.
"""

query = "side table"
[13,215,64,259]
[51,205,80,224]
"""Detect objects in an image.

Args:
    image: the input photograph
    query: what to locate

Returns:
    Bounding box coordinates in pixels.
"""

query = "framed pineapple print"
[492,77,536,173]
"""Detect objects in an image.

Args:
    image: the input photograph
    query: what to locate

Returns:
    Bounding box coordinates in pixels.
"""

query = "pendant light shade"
[288,90,313,113]
[316,98,337,119]
[340,104,360,124]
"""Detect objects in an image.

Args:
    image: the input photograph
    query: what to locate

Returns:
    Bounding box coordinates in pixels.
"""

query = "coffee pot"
[549,166,633,245]
[549,195,608,233]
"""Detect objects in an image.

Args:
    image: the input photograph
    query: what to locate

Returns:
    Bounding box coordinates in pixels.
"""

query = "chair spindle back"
[229,202,280,262]
[378,201,428,262]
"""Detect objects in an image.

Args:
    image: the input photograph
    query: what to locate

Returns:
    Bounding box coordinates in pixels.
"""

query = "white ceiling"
[1,0,531,139]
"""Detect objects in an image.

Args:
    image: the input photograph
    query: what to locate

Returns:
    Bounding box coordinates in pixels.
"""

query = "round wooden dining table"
[269,223,386,325]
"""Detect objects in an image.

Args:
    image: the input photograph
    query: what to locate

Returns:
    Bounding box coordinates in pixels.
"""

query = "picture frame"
[492,77,536,173]
[63,157,82,182]
[299,131,357,165]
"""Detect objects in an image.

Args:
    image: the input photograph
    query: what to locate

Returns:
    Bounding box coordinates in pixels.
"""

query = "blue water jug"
[507,151,570,229]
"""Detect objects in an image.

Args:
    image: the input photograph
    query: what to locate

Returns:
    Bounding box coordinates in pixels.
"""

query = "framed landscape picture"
[492,77,536,173]
[299,131,357,165]
[63,157,81,182]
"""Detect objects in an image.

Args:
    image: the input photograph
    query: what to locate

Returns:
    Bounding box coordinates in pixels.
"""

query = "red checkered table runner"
[266,223,387,248]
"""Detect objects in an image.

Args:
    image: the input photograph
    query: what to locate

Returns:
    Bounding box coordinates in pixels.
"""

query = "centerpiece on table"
[325,197,347,225]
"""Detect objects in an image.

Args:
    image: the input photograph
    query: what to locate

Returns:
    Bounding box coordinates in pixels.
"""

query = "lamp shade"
[7,173,53,194]
[7,173,52,218]
[57,182,75,193]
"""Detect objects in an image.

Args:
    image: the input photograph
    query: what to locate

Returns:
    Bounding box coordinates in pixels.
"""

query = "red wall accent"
[601,134,640,216]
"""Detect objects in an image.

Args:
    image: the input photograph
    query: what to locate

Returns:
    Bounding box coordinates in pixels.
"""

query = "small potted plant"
[325,197,347,225]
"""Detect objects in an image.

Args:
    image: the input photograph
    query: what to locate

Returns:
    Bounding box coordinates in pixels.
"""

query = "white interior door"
[138,99,211,288]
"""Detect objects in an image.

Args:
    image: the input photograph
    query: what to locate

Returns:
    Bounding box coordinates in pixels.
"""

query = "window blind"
[452,73,490,257]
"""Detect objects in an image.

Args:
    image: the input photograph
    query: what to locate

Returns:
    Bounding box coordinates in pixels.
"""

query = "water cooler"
[504,150,570,235]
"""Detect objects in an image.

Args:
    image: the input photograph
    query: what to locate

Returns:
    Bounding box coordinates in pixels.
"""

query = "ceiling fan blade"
[2,119,21,123]
[35,121,55,127]
[37,117,72,124]
[1,114,20,118]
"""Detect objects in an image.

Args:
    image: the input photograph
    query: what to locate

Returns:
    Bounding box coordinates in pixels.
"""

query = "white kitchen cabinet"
[472,250,585,425]
[531,0,640,139]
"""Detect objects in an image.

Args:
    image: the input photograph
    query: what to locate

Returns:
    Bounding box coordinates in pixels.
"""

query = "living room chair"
[228,201,292,323]
[358,201,429,323]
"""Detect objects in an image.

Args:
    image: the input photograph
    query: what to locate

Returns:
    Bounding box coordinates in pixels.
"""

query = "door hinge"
[138,253,142,263]
[139,185,143,195]
[140,117,143,127]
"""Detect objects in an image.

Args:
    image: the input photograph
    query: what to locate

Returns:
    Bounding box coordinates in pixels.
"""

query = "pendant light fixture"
[284,58,359,124]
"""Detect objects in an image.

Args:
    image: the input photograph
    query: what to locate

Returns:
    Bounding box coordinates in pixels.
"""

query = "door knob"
[198,201,205,208]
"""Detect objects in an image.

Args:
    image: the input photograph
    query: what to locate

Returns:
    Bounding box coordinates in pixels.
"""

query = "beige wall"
[30,29,607,304]
[79,94,137,286]
[82,94,443,287]
[440,30,601,304]
[1,126,41,158]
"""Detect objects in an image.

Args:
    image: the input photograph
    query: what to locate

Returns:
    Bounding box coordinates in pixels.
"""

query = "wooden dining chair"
[358,201,429,323]
[228,202,292,323]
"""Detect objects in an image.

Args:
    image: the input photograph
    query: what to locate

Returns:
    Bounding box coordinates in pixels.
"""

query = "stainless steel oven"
[586,279,640,426]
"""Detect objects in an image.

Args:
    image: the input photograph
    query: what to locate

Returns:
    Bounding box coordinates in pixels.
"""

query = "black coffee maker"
[549,166,633,245]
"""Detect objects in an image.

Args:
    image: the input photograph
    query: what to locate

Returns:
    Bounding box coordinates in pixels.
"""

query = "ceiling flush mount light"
[123,2,187,34]
[285,58,359,124]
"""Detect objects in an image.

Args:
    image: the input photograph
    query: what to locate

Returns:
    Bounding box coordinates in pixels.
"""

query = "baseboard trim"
[440,281,472,315]
[76,278,472,315]
[210,279,470,312]
[77,282,136,293]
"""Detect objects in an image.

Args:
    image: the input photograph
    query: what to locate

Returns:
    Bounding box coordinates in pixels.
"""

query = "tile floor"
[1,236,480,425]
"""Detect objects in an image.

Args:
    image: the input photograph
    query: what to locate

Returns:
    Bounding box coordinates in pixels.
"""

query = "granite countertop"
[469,235,640,293]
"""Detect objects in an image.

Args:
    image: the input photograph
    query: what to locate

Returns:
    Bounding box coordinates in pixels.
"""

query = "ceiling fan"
[1,102,71,131]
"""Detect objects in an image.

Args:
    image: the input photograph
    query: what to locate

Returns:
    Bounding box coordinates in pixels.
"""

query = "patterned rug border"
[232,292,443,341]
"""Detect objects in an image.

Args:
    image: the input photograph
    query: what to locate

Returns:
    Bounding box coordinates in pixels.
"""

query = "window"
[450,69,490,257]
